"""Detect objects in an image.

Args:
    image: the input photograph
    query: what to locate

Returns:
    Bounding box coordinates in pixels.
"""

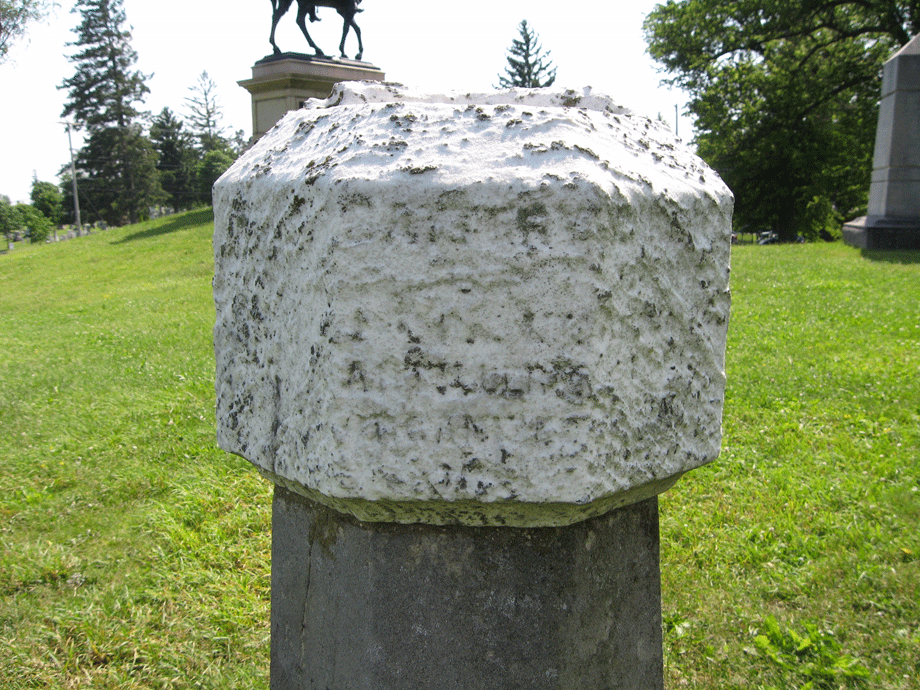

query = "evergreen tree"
[185,71,228,153]
[150,107,198,212]
[197,148,234,205]
[59,0,164,225]
[75,125,163,224]
[61,0,148,129]
[497,20,557,89]
[185,71,239,205]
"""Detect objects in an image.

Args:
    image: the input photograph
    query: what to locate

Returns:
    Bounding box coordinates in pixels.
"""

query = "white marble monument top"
[213,83,732,526]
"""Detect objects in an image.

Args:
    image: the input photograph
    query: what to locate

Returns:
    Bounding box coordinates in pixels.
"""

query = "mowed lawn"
[1,209,917,689]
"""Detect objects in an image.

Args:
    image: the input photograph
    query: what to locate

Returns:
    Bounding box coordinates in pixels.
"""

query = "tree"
[230,129,249,156]
[60,0,148,129]
[59,0,163,225]
[197,148,234,205]
[0,0,55,62]
[75,125,163,224]
[0,195,23,248]
[185,70,228,153]
[30,177,63,225]
[497,20,557,88]
[644,0,919,242]
[16,202,52,243]
[150,107,198,212]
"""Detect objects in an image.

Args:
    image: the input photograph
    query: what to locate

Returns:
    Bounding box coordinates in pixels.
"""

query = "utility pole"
[62,122,82,235]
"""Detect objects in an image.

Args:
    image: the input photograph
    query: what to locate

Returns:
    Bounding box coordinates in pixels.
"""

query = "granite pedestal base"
[270,485,664,690]
[842,216,920,250]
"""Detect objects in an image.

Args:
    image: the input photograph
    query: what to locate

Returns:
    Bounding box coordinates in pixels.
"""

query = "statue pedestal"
[239,54,386,139]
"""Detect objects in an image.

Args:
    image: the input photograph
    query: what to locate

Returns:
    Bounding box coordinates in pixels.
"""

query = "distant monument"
[239,0,383,139]
[843,34,920,250]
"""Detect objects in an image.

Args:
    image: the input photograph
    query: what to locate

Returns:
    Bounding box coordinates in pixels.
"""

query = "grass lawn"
[1,209,918,688]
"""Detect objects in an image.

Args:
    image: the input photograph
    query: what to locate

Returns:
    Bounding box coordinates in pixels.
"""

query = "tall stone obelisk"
[843,34,920,250]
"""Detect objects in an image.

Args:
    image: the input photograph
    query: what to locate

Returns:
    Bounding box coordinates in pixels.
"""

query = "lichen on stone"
[213,83,733,527]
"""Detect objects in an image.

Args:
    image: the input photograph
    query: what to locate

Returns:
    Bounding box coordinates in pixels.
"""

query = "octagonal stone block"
[213,83,732,527]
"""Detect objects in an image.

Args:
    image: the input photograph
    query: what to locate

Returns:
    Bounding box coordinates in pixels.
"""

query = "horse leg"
[270,0,294,55]
[295,0,327,57]
[338,11,362,60]
[349,18,363,60]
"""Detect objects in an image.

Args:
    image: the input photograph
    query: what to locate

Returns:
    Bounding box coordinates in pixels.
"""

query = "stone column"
[213,83,733,689]
[843,34,920,250]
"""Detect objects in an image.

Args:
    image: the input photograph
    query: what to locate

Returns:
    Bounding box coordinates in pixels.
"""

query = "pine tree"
[185,71,228,153]
[150,107,198,212]
[497,20,557,89]
[60,0,149,129]
[184,71,238,205]
[75,125,163,225]
[59,0,163,225]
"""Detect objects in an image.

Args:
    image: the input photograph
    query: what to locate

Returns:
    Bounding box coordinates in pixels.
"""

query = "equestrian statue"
[269,0,364,61]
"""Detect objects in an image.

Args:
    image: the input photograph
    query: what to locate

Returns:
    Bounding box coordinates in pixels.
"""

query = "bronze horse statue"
[269,0,364,61]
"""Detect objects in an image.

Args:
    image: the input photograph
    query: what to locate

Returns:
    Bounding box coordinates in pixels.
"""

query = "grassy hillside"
[1,211,917,688]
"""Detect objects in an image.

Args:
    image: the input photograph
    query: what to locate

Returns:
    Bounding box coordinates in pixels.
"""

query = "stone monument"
[239,55,384,139]
[843,34,920,250]
[240,0,382,139]
[213,83,733,689]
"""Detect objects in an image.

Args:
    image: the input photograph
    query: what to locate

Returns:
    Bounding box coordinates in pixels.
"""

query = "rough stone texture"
[213,83,733,526]
[271,484,663,690]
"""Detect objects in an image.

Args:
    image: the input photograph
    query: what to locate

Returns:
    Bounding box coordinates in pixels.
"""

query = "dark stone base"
[271,485,663,690]
[842,216,920,250]
[255,52,378,69]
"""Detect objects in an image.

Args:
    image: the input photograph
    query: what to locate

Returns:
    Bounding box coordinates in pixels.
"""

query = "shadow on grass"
[114,207,214,244]
[861,249,920,265]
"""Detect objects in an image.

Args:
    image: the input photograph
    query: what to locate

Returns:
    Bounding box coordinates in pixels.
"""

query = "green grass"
[1,212,918,688]
[0,210,271,688]
[661,243,920,689]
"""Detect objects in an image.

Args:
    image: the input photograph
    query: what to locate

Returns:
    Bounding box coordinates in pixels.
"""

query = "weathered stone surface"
[271,485,663,690]
[213,83,732,526]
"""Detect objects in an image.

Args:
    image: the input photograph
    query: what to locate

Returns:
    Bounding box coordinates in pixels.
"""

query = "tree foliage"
[30,177,63,225]
[0,0,54,62]
[497,20,557,88]
[60,0,149,129]
[16,202,52,242]
[150,107,198,212]
[0,195,23,245]
[644,0,919,241]
[197,149,234,205]
[59,0,163,225]
[185,70,228,153]
[75,125,164,225]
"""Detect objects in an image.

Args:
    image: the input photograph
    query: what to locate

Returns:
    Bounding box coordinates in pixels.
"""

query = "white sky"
[0,0,693,204]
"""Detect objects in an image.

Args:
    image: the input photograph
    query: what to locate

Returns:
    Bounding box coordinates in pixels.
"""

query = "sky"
[0,0,693,204]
